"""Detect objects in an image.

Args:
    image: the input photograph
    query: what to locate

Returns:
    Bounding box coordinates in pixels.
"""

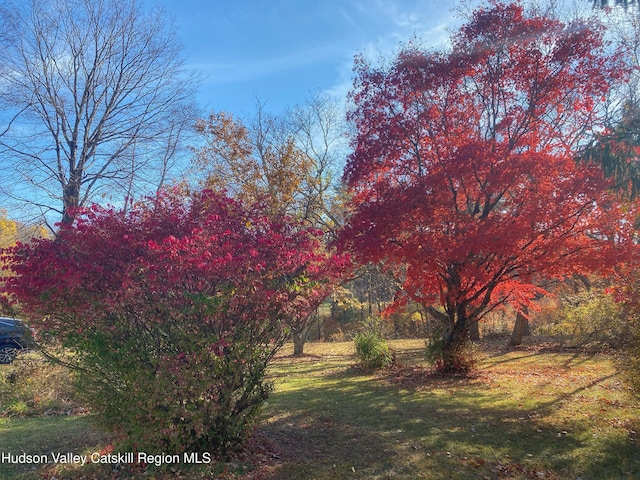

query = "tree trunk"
[62,173,81,224]
[292,311,318,355]
[440,316,472,373]
[292,330,307,355]
[509,311,529,346]
[469,320,480,341]
[523,316,531,336]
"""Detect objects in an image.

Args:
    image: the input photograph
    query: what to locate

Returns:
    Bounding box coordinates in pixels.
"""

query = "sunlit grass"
[0,351,81,417]
[0,339,638,479]
[0,415,109,479]
[261,339,640,479]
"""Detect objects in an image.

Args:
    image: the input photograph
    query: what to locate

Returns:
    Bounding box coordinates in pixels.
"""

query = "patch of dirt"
[489,460,562,479]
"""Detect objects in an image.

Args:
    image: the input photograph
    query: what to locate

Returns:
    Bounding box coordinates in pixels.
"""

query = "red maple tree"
[341,2,634,371]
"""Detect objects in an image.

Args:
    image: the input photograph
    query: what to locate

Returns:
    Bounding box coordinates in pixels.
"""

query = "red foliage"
[0,189,348,452]
[341,2,635,366]
[3,189,343,335]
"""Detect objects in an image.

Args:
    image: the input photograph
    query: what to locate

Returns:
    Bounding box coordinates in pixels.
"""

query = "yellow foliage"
[192,111,320,220]
[0,210,19,249]
[0,209,49,249]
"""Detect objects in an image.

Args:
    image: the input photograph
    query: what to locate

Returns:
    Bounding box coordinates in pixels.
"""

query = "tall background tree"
[578,0,640,199]
[191,94,347,230]
[341,2,633,372]
[594,0,639,10]
[588,0,640,395]
[190,94,350,354]
[0,0,198,226]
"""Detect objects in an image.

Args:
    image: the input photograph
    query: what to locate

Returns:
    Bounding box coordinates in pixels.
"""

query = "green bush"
[424,336,444,366]
[73,328,276,454]
[551,291,629,348]
[353,324,394,369]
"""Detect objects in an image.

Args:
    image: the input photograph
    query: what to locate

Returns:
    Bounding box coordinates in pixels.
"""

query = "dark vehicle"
[0,317,30,364]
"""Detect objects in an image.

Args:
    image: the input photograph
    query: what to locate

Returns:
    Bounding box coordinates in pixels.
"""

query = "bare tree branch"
[0,0,199,225]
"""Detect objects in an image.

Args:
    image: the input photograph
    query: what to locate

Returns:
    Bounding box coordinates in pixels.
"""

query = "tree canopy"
[341,1,635,371]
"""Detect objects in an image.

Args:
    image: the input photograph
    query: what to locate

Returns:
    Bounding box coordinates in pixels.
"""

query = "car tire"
[0,345,18,364]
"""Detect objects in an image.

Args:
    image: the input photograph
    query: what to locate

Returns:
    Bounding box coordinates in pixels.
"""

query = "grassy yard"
[1,339,639,479]
[0,416,109,480]
[259,340,640,479]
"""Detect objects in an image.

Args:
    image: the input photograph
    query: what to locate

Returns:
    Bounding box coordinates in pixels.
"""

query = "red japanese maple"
[341,2,633,371]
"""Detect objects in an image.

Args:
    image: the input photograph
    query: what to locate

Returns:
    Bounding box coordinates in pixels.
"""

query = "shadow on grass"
[257,363,640,480]
[481,343,601,371]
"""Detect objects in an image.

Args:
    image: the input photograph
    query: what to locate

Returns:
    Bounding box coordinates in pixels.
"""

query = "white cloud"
[192,43,343,85]
[324,0,455,108]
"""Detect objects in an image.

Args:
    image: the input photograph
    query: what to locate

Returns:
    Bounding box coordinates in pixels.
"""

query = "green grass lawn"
[261,340,640,479]
[1,339,639,479]
[0,415,109,480]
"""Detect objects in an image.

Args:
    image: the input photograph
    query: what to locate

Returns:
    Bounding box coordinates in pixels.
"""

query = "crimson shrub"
[2,190,342,454]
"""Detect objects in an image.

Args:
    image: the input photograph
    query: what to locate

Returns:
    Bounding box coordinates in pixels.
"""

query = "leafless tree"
[285,93,350,354]
[287,92,350,235]
[0,0,198,226]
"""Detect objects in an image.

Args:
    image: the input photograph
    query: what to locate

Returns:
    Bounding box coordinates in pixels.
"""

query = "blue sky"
[161,0,458,116]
